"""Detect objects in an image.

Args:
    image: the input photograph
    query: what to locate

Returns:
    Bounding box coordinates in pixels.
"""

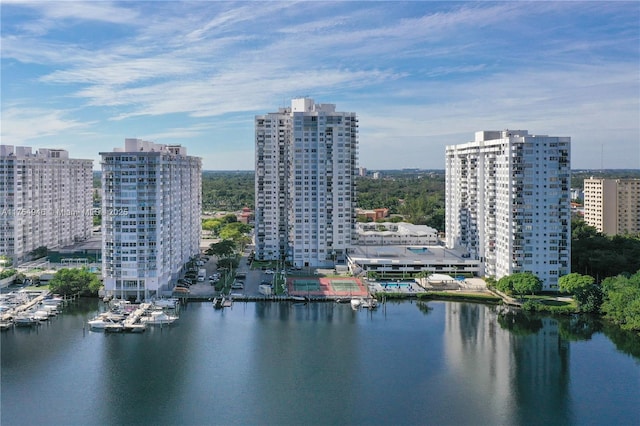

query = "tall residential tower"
[255,98,358,268]
[445,130,571,290]
[0,145,93,264]
[100,139,201,300]
[583,177,640,235]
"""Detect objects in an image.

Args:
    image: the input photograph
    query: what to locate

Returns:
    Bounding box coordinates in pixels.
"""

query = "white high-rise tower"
[100,139,201,300]
[255,98,358,268]
[445,130,571,290]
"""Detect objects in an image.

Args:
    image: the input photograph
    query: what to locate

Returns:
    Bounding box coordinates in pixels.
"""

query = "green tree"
[559,273,602,313]
[497,272,541,297]
[600,271,640,331]
[219,222,251,242]
[0,268,17,280]
[202,218,222,235]
[48,268,101,296]
[206,240,236,259]
[559,273,595,293]
[511,272,542,297]
[496,275,514,293]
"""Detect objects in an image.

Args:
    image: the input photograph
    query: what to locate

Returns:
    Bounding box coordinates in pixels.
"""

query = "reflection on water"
[445,303,571,425]
[1,299,639,426]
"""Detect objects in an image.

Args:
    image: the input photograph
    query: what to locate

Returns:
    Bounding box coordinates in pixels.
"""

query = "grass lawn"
[521,295,577,308]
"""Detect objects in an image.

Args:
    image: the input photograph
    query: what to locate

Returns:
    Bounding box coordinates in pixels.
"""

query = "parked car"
[231,281,244,289]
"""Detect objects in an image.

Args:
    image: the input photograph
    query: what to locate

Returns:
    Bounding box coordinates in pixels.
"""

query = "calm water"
[2,299,639,426]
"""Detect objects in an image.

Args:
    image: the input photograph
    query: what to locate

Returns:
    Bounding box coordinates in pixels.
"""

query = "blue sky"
[2,1,639,170]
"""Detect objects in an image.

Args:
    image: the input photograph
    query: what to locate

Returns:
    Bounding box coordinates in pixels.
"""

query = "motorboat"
[360,298,378,310]
[350,298,362,310]
[104,323,125,333]
[14,315,39,327]
[123,323,146,333]
[153,298,179,309]
[42,297,65,306]
[33,310,50,321]
[0,320,13,331]
[140,311,177,325]
[88,316,120,330]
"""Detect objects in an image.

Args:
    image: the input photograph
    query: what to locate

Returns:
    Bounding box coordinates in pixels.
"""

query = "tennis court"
[289,277,368,297]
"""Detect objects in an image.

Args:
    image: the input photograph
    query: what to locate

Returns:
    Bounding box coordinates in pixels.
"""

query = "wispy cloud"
[1,105,91,142]
[1,1,638,169]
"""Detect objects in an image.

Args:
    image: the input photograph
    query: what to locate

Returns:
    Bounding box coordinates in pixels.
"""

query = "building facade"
[100,139,201,300]
[255,98,358,268]
[355,222,438,246]
[583,177,640,235]
[445,130,571,290]
[0,145,93,264]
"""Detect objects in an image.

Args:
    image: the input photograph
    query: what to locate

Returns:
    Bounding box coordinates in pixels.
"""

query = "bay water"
[2,299,639,426]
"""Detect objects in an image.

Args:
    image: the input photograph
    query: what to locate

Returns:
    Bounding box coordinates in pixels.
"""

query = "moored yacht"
[140,311,177,325]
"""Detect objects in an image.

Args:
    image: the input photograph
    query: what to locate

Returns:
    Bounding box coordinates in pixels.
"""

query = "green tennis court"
[329,280,362,292]
[291,279,321,292]
[288,277,368,297]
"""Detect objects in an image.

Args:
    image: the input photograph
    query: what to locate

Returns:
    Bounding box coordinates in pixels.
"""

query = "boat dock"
[122,303,151,331]
[1,290,76,328]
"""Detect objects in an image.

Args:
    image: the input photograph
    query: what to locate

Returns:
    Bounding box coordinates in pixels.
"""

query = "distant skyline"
[2,1,639,170]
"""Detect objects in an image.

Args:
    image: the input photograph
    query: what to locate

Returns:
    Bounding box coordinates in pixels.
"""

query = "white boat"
[14,315,38,327]
[141,311,177,325]
[0,320,14,330]
[153,298,179,309]
[88,316,120,330]
[350,298,362,310]
[123,323,146,333]
[33,310,50,321]
[42,297,64,306]
[104,323,125,333]
[360,298,378,310]
[41,305,58,316]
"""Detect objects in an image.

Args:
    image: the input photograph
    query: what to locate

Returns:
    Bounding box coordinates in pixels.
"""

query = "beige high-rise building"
[583,177,640,235]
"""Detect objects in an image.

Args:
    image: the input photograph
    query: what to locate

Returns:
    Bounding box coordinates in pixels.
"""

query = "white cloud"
[1,106,91,143]
[1,1,638,169]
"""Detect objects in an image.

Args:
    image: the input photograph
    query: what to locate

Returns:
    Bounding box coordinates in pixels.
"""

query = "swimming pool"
[379,281,413,288]
[406,247,429,254]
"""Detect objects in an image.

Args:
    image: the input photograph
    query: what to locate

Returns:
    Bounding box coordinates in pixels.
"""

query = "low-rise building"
[355,222,438,245]
[347,244,481,278]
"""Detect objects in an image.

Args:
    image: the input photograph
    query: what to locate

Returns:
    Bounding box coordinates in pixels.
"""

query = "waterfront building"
[254,98,358,268]
[445,130,571,290]
[346,244,481,278]
[0,145,93,264]
[583,177,640,235]
[100,139,201,300]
